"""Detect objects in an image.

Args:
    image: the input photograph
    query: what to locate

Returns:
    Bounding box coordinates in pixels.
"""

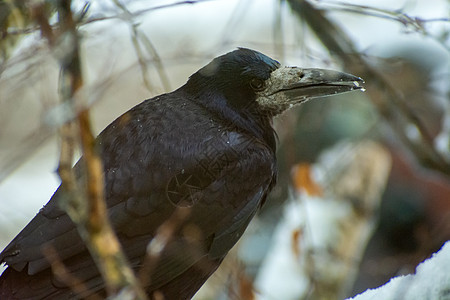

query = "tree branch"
[288,0,450,176]
[41,0,148,298]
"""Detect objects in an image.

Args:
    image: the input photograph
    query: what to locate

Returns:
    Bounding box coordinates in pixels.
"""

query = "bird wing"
[0,95,276,295]
[109,127,276,291]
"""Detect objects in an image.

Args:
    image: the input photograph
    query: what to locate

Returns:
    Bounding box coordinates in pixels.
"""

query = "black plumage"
[0,48,363,299]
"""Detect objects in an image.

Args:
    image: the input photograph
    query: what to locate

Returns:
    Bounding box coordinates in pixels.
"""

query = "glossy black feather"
[0,48,279,299]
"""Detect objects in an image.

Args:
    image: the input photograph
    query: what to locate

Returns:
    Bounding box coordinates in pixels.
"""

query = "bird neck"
[180,84,277,153]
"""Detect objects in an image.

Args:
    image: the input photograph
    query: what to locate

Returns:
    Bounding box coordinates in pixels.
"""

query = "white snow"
[348,241,450,300]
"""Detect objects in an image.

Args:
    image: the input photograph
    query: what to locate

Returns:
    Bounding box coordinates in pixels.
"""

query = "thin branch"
[45,1,147,298]
[138,207,191,288]
[4,0,218,37]
[42,245,103,300]
[288,0,450,176]
[312,0,450,51]
[111,0,171,92]
[321,0,450,26]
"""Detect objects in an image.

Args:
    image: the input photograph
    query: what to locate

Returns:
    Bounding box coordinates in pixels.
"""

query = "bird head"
[254,65,364,116]
[186,48,364,117]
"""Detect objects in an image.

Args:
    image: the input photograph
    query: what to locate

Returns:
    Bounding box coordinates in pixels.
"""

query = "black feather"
[0,48,279,299]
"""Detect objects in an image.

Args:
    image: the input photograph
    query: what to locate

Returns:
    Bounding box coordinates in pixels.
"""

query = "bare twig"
[315,0,450,51]
[3,0,217,37]
[42,245,103,300]
[138,207,191,288]
[0,124,54,183]
[288,0,450,176]
[112,0,171,92]
[36,1,148,298]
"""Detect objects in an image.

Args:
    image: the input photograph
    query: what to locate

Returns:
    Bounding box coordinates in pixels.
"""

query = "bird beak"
[256,67,364,115]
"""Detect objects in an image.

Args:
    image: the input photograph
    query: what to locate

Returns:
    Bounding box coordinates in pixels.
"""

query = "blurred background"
[0,0,449,299]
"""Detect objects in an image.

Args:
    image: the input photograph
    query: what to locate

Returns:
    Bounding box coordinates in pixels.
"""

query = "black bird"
[0,48,363,299]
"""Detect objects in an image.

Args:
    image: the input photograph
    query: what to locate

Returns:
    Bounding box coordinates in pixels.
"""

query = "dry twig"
[34,1,147,298]
[288,0,450,176]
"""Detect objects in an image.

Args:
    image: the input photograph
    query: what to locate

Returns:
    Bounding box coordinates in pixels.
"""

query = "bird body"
[0,48,363,299]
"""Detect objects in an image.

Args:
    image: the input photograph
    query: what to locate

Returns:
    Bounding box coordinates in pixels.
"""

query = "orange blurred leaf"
[238,273,255,300]
[292,163,323,196]
[291,228,303,258]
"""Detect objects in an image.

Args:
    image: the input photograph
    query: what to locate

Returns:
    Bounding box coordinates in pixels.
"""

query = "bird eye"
[250,78,265,91]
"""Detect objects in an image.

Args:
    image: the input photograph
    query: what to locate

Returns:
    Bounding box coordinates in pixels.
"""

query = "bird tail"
[0,267,64,300]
